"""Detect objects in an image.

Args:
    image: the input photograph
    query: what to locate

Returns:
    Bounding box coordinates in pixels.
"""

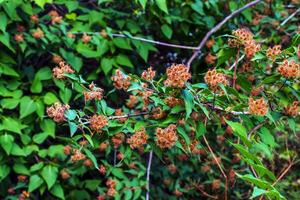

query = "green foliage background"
[0,0,299,199]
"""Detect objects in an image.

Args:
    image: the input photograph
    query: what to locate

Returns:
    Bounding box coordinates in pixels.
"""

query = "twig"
[108,112,149,120]
[186,0,262,69]
[146,151,153,200]
[195,185,218,199]
[202,135,228,200]
[279,8,300,27]
[71,32,199,50]
[228,55,245,70]
[232,48,240,89]
[113,148,117,166]
[247,119,268,140]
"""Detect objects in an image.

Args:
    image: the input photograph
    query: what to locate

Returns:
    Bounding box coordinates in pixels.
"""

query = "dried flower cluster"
[14,34,24,42]
[18,191,30,200]
[141,67,156,81]
[205,53,217,64]
[204,69,229,92]
[164,64,191,88]
[112,133,125,148]
[106,179,117,197]
[111,69,131,90]
[152,107,166,119]
[46,102,70,122]
[127,127,148,149]
[52,62,75,79]
[48,10,62,24]
[244,40,261,58]
[84,83,104,102]
[32,28,44,39]
[277,59,300,78]
[89,114,108,132]
[206,39,215,49]
[60,169,70,180]
[164,96,183,107]
[266,45,282,59]
[156,124,178,149]
[248,97,268,116]
[126,95,138,108]
[71,149,86,162]
[82,33,92,44]
[99,165,106,175]
[284,101,299,117]
[52,55,63,64]
[30,14,39,23]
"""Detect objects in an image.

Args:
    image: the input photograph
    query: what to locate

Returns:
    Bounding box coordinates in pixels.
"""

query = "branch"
[186,0,262,69]
[146,150,153,200]
[279,8,300,27]
[247,119,269,140]
[232,48,240,89]
[71,32,198,50]
[108,111,149,120]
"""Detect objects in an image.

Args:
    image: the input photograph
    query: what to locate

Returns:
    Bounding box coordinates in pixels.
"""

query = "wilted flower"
[205,53,217,65]
[204,69,229,93]
[266,45,281,60]
[14,34,24,42]
[111,69,131,90]
[156,124,178,149]
[127,127,148,149]
[248,97,268,116]
[52,62,75,79]
[126,95,138,108]
[164,64,191,88]
[84,83,104,102]
[71,149,85,162]
[82,33,91,44]
[284,101,299,117]
[277,59,300,78]
[164,96,183,107]
[89,114,108,132]
[112,133,125,148]
[32,28,44,39]
[141,67,156,81]
[47,102,70,122]
[30,14,39,23]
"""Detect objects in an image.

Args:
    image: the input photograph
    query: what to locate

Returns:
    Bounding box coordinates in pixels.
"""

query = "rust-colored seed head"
[106,179,117,188]
[71,149,85,162]
[141,67,156,81]
[30,14,39,23]
[173,189,183,196]
[127,127,148,149]
[60,169,70,180]
[111,69,131,90]
[84,159,93,167]
[52,55,63,64]
[204,69,229,93]
[99,142,108,152]
[277,59,300,78]
[97,195,106,200]
[205,53,217,65]
[89,114,108,132]
[114,108,127,123]
[7,187,15,194]
[81,33,91,44]
[99,165,106,175]
[164,96,183,107]
[284,101,299,117]
[107,188,116,197]
[151,107,166,119]
[52,61,75,79]
[248,97,268,116]
[212,179,221,190]
[84,83,104,102]
[266,45,281,60]
[164,64,191,88]
[126,95,138,108]
[19,191,30,200]
[206,39,215,49]
[47,102,70,123]
[112,133,125,149]
[48,10,62,24]
[168,164,177,174]
[201,165,211,173]
[156,124,178,149]
[244,40,261,58]
[117,152,123,160]
[63,145,72,155]
[32,28,44,39]
[233,28,253,44]
[17,175,27,182]
[251,86,264,96]
[14,34,24,42]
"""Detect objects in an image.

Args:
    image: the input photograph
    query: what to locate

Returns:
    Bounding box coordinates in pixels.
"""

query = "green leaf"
[13,163,30,175]
[11,143,26,156]
[101,58,114,75]
[138,0,147,9]
[111,168,126,179]
[0,165,10,181]
[41,165,58,189]
[50,184,65,199]
[161,24,173,39]
[65,109,77,120]
[2,117,22,134]
[30,77,42,93]
[177,127,190,146]
[191,0,204,15]
[28,175,44,192]
[36,67,52,80]
[0,12,7,32]
[182,89,194,119]
[84,134,94,147]
[60,88,72,104]
[83,148,99,169]
[41,119,56,137]
[44,92,59,105]
[116,54,133,68]
[20,96,36,118]
[196,122,206,138]
[0,63,19,77]
[0,134,14,155]
[69,122,78,137]
[156,0,168,13]
[225,120,250,145]
[113,38,132,50]
[0,32,15,53]
[34,0,53,8]
[1,98,19,109]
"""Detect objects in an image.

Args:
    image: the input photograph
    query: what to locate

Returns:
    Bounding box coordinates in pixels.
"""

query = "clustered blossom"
[18,191,30,200]
[114,108,127,123]
[164,96,183,107]
[204,69,229,93]
[138,90,153,110]
[48,10,62,24]
[14,34,24,42]
[46,102,70,122]
[52,62,75,79]
[205,39,215,49]
[152,107,166,119]
[60,169,70,180]
[84,83,104,102]
[126,95,138,108]
[205,53,217,65]
[127,127,148,149]
[266,45,282,59]
[112,133,125,148]
[30,14,39,23]
[111,69,131,90]
[277,59,300,78]
[32,28,44,39]
[82,33,92,44]
[284,101,299,117]
[71,149,86,162]
[251,86,264,96]
[228,28,261,58]
[89,114,108,132]
[164,64,191,88]
[106,179,117,197]
[52,55,63,64]
[156,124,178,149]
[248,97,268,116]
[141,67,156,81]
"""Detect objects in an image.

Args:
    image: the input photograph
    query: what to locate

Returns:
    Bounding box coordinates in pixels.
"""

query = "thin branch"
[272,161,294,186]
[146,150,153,200]
[186,0,262,69]
[108,112,149,120]
[229,55,245,70]
[232,48,240,89]
[247,119,269,140]
[71,32,199,50]
[279,8,300,27]
[195,185,218,199]
[202,135,228,200]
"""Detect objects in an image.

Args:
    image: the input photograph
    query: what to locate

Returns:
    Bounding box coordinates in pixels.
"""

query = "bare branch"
[108,112,149,120]
[279,8,300,27]
[186,0,262,69]
[247,119,269,140]
[146,151,153,200]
